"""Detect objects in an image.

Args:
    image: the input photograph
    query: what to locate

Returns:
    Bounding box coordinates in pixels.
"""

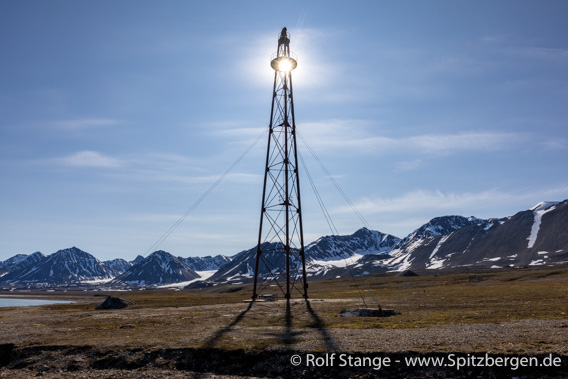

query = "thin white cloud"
[51,118,119,130]
[540,138,567,151]
[54,151,122,168]
[395,159,424,171]
[127,153,202,171]
[47,149,261,185]
[126,213,186,223]
[299,119,529,155]
[111,153,261,186]
[479,34,508,44]
[507,46,568,62]
[208,126,266,138]
[188,172,261,184]
[406,132,525,154]
[346,189,510,215]
[337,186,568,218]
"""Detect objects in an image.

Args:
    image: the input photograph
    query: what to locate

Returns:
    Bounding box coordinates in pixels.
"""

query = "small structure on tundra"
[257,293,279,302]
[338,308,401,318]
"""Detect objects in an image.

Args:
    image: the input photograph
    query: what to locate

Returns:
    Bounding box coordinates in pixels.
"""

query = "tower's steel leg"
[253,28,308,300]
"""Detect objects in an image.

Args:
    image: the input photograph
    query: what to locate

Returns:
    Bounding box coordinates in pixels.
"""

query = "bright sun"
[278,58,293,72]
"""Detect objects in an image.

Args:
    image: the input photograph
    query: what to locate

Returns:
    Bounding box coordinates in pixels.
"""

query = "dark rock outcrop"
[397,270,419,277]
[95,296,135,310]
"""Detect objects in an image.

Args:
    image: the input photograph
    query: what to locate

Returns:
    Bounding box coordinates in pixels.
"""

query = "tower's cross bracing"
[253,28,308,300]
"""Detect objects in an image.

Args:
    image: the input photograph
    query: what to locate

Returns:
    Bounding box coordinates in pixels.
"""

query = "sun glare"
[278,58,293,72]
[271,56,297,73]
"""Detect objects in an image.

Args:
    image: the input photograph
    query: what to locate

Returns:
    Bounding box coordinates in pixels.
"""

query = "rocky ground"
[1,268,567,377]
[1,299,567,378]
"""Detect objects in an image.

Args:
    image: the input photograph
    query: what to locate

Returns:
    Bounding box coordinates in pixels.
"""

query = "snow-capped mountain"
[303,228,400,279]
[383,200,568,271]
[0,254,28,271]
[112,250,200,286]
[130,255,145,265]
[0,252,45,278]
[306,228,399,261]
[1,199,566,288]
[206,243,275,284]
[0,247,111,284]
[203,200,568,284]
[179,254,232,271]
[382,215,485,271]
[103,258,132,276]
[205,228,401,284]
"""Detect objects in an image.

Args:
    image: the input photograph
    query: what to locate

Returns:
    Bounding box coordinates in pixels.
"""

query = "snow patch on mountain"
[426,257,446,269]
[385,249,414,272]
[527,201,558,248]
[156,270,217,288]
[310,253,365,269]
[429,233,452,259]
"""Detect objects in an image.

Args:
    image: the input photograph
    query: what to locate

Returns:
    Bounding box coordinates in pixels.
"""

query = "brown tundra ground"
[1,266,567,378]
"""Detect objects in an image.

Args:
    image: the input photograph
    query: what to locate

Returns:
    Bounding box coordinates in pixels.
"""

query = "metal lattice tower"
[252,28,308,300]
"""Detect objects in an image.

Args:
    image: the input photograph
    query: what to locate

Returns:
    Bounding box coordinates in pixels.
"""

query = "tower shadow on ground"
[202,298,338,352]
[201,301,254,349]
[305,299,339,351]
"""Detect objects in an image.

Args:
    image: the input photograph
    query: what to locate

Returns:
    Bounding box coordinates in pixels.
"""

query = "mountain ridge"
[111,250,200,286]
[1,199,567,288]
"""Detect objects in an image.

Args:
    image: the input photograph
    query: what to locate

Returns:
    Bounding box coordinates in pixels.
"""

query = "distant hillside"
[0,247,111,284]
[383,200,568,271]
[1,199,566,289]
[111,250,200,286]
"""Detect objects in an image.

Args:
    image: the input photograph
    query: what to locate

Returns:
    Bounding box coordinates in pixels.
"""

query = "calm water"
[0,295,74,308]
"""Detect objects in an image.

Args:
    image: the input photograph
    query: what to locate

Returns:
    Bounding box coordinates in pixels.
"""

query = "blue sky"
[1,1,567,261]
